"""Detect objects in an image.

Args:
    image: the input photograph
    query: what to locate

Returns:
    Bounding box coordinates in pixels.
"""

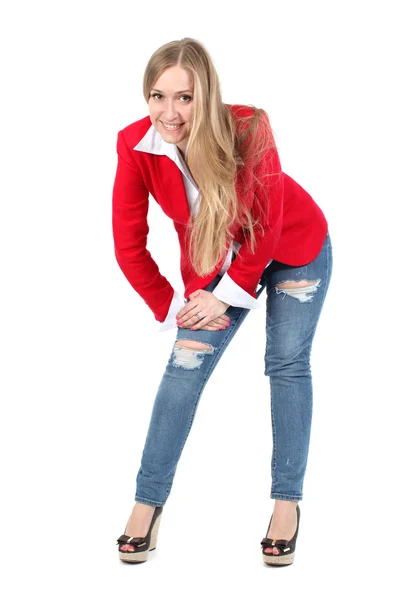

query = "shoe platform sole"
[262,551,295,566]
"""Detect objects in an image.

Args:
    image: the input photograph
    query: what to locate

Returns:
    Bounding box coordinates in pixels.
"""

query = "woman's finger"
[204,318,229,329]
[210,316,230,327]
[219,314,230,324]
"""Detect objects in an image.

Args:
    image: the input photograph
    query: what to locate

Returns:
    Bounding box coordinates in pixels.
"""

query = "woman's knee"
[275,279,321,303]
[171,339,215,370]
[175,340,212,351]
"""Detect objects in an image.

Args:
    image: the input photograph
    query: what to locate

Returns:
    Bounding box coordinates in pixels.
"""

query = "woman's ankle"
[273,499,298,510]
[132,502,156,516]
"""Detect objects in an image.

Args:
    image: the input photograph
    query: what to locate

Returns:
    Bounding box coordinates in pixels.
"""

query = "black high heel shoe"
[260,504,300,566]
[116,506,163,563]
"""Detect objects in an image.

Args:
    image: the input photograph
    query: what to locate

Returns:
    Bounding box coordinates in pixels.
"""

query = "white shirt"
[134,125,271,332]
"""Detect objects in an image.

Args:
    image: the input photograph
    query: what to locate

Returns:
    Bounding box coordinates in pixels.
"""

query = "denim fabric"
[135,231,333,506]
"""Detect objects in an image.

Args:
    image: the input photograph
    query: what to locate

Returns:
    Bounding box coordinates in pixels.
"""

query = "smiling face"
[148,65,194,154]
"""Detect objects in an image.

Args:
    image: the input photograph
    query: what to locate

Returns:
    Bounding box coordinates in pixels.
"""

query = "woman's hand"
[176,290,230,331]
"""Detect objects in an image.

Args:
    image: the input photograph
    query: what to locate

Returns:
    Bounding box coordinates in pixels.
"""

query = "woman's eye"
[150,93,192,101]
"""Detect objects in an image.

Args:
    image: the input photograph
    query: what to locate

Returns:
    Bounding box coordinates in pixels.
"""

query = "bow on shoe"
[260,537,290,554]
[116,534,147,547]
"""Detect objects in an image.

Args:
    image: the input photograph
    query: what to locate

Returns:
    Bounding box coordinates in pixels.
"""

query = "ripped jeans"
[135,231,333,506]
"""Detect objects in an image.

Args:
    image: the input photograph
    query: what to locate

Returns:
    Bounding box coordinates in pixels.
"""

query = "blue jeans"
[135,231,333,506]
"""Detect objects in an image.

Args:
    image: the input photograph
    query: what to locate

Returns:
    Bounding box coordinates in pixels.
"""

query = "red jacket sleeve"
[225,115,284,297]
[112,130,175,322]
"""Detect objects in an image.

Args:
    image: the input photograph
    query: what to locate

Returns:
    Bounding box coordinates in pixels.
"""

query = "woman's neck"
[177,145,186,160]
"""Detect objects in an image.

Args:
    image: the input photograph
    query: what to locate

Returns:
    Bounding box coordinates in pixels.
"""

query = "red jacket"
[112,104,328,323]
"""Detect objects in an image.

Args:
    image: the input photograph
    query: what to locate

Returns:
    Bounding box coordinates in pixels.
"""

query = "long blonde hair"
[143,37,278,276]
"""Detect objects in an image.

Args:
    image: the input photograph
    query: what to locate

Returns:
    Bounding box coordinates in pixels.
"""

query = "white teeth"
[162,122,182,130]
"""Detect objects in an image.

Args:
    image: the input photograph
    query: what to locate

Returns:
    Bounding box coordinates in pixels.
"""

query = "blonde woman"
[112,38,332,567]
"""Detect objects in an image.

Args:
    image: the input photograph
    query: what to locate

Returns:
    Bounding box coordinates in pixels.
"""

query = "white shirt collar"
[134,123,199,192]
[133,123,178,162]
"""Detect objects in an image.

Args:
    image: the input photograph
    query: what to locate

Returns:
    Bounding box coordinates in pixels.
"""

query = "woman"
[112,37,333,567]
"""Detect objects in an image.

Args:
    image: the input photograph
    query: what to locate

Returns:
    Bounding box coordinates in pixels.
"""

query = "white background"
[1,0,398,597]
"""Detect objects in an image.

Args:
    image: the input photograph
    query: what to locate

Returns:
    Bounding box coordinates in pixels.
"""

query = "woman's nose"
[163,100,179,121]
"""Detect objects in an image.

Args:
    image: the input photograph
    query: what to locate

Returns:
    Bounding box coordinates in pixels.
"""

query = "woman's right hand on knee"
[178,314,230,331]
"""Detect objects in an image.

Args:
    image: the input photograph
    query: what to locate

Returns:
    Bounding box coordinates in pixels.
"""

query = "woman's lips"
[161,121,184,131]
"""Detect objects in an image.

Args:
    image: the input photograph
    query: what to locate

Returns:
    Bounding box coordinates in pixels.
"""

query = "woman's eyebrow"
[151,88,193,94]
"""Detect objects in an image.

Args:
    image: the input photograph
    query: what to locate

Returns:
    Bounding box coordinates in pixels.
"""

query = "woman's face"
[148,65,194,153]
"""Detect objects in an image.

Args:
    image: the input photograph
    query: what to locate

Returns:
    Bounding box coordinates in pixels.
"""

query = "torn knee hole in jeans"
[172,340,215,370]
[275,279,321,303]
